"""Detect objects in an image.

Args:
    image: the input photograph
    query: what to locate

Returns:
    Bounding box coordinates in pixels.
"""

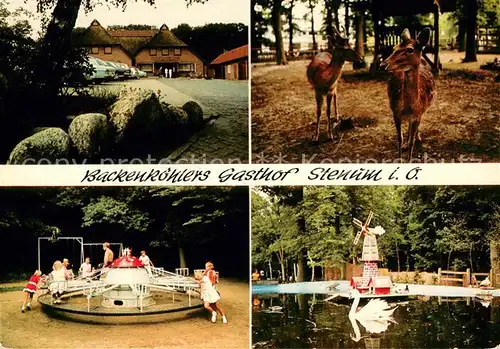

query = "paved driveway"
[159,78,249,163]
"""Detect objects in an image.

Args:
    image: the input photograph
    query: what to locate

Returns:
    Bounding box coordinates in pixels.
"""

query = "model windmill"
[351,211,393,295]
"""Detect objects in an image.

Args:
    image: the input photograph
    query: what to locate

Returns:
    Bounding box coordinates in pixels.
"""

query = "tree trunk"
[288,0,295,55]
[333,4,340,29]
[281,261,286,281]
[448,250,452,271]
[396,242,401,272]
[178,244,187,268]
[353,10,366,69]
[325,0,334,50]
[344,0,350,38]
[35,0,83,123]
[309,1,317,51]
[463,0,478,62]
[491,240,498,287]
[469,243,474,272]
[272,0,288,65]
[457,20,466,52]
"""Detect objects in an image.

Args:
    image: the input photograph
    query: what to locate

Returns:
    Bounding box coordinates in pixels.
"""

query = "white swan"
[348,289,398,337]
[349,290,398,321]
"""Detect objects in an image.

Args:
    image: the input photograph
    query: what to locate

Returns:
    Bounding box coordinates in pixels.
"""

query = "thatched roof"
[143,24,188,48]
[109,31,153,56]
[74,19,120,46]
[75,21,188,58]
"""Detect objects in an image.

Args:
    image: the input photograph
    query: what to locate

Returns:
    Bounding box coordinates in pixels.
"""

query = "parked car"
[113,62,132,79]
[91,57,117,80]
[85,57,116,84]
[129,67,141,79]
[99,61,125,80]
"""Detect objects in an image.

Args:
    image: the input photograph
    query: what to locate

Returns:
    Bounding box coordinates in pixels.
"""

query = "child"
[62,258,74,279]
[49,260,67,304]
[21,270,44,313]
[198,261,227,324]
[79,257,93,278]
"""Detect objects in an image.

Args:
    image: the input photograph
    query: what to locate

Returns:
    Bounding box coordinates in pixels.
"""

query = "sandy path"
[0,279,249,349]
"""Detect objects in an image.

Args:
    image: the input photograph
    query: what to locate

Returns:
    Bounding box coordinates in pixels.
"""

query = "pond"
[252,293,500,349]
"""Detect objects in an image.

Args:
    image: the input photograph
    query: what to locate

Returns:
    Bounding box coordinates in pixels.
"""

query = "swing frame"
[83,242,124,263]
[37,237,84,271]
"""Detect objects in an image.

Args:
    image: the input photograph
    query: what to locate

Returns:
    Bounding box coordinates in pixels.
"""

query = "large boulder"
[162,104,191,141]
[68,113,111,161]
[108,88,163,152]
[182,101,204,129]
[167,105,190,128]
[8,128,71,164]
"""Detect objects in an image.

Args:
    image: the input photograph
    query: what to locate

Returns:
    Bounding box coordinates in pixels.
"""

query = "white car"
[129,67,141,79]
[86,57,116,83]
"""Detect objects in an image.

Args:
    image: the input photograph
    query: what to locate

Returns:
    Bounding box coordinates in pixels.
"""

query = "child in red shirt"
[21,270,44,313]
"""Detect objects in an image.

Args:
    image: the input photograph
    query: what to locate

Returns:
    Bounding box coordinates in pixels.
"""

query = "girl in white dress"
[197,262,227,323]
[49,260,67,304]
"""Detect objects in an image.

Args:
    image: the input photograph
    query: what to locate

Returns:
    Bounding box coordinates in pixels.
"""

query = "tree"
[150,187,245,269]
[283,0,302,54]
[271,0,288,65]
[172,23,248,62]
[463,0,478,62]
[303,0,319,51]
[108,24,157,31]
[252,192,299,281]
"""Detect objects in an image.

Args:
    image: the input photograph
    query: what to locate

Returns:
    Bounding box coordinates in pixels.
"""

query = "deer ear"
[417,28,431,48]
[401,28,411,43]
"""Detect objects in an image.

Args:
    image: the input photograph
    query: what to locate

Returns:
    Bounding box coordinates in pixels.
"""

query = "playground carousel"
[38,248,203,323]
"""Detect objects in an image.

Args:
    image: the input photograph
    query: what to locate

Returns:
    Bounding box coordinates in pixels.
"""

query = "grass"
[251,58,500,163]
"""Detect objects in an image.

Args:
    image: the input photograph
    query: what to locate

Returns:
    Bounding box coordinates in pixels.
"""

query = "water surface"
[252,294,500,348]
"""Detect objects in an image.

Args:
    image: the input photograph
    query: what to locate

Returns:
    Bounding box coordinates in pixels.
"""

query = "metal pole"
[38,238,41,271]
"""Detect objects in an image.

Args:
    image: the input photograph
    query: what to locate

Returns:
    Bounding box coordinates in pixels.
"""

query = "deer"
[306,27,363,143]
[380,28,436,162]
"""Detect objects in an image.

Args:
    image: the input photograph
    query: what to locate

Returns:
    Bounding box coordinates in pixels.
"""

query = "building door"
[156,63,178,77]
[238,61,248,80]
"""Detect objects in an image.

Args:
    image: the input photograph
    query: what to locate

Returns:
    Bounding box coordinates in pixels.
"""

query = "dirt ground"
[251,52,500,163]
[0,279,249,349]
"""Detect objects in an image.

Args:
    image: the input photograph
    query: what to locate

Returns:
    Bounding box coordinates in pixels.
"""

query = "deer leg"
[408,120,419,161]
[333,91,339,125]
[326,93,333,140]
[313,92,324,143]
[394,116,403,160]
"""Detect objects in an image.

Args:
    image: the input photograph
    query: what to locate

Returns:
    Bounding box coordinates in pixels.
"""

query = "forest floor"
[0,279,249,349]
[251,52,500,163]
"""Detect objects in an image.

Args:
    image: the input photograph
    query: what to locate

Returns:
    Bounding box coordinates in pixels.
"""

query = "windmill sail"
[354,230,363,245]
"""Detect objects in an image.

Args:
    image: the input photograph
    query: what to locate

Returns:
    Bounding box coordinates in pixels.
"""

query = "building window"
[178,63,195,72]
[162,48,169,56]
[104,46,112,54]
[150,48,157,56]
[174,48,181,56]
[91,47,99,54]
